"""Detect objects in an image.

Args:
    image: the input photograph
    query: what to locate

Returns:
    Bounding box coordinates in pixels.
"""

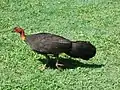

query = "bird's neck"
[20,31,26,40]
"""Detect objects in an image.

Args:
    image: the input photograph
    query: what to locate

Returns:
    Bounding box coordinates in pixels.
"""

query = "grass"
[0,0,120,89]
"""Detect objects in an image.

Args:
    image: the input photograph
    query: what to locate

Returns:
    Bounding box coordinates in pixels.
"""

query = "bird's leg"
[55,54,64,69]
[56,60,64,68]
[39,54,50,70]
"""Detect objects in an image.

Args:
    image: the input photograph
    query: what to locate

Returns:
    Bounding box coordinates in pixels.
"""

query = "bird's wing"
[25,34,72,54]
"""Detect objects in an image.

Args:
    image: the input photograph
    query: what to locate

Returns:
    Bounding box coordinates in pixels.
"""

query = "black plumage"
[66,41,96,60]
[25,33,72,55]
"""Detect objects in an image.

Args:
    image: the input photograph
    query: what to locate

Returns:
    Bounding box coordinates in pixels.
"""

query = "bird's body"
[66,41,96,60]
[25,33,72,54]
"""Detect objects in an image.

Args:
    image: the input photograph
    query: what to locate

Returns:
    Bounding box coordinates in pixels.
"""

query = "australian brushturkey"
[13,27,72,69]
[13,27,96,69]
[66,41,96,60]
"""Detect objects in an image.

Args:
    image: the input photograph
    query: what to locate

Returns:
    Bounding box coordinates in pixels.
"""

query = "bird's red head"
[13,27,26,40]
[13,27,24,33]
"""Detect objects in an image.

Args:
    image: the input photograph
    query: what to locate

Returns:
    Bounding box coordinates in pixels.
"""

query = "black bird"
[13,27,96,69]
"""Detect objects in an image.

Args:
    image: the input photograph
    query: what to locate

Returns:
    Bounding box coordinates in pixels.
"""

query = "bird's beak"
[12,31,14,33]
[12,30,15,33]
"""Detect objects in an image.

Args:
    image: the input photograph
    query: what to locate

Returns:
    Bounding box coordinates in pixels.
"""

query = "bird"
[13,27,72,69]
[13,27,96,69]
[65,41,96,60]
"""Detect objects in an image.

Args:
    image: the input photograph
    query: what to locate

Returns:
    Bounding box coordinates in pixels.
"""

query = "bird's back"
[25,33,72,54]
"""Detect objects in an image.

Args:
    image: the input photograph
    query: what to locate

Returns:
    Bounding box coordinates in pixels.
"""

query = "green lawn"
[0,0,120,90]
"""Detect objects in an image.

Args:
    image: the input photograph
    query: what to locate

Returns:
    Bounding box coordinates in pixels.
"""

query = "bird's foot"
[56,62,64,69]
[38,64,47,71]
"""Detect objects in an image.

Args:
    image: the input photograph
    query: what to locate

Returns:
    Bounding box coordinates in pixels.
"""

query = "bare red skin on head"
[14,27,26,40]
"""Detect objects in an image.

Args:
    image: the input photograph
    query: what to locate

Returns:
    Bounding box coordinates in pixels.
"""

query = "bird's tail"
[65,41,96,60]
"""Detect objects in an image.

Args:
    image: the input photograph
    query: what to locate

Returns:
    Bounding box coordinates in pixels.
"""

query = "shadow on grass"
[38,58,104,69]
